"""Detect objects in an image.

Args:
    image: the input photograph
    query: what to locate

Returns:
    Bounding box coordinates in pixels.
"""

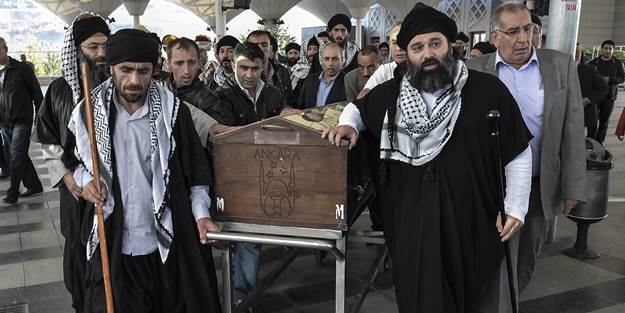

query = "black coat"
[214,81,286,126]
[164,76,221,117]
[589,56,625,101]
[577,63,609,105]
[0,57,43,126]
[296,71,346,109]
[34,77,74,146]
[264,60,295,107]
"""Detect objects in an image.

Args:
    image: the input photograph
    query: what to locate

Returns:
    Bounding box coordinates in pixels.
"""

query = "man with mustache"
[32,13,110,312]
[210,42,298,311]
[327,13,360,73]
[344,45,380,102]
[203,35,240,90]
[284,42,301,72]
[468,2,586,304]
[325,3,533,312]
[378,42,390,64]
[67,28,222,313]
[297,42,347,108]
[356,23,406,99]
[290,36,321,92]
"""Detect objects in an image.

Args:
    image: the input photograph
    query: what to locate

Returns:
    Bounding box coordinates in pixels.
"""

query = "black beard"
[79,51,108,88]
[286,58,298,66]
[407,52,456,93]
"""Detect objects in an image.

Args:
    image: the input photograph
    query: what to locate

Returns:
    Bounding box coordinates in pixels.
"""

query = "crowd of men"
[0,1,625,312]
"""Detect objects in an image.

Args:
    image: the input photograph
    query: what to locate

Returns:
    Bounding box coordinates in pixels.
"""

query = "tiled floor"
[0,100,624,313]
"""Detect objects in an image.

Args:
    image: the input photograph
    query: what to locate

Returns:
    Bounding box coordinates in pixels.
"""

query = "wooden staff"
[80,59,115,313]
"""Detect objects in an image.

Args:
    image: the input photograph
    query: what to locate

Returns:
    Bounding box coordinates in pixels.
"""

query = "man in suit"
[297,42,347,109]
[467,1,586,308]
[576,43,609,138]
[344,45,380,102]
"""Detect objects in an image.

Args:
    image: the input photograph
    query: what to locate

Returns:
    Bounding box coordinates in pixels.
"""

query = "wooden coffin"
[211,104,350,230]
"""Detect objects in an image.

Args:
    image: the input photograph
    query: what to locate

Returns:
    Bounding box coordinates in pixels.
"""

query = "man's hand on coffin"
[496,213,523,242]
[209,123,242,136]
[280,107,301,115]
[321,125,359,150]
[82,180,107,207]
[198,218,221,244]
[63,171,82,200]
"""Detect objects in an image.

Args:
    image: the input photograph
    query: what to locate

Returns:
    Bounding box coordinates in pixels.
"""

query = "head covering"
[471,41,496,55]
[216,35,240,52]
[307,36,320,48]
[285,42,301,54]
[397,2,457,50]
[328,14,352,32]
[106,29,159,66]
[378,42,389,50]
[455,32,469,43]
[73,16,110,46]
[317,31,329,39]
[61,12,110,105]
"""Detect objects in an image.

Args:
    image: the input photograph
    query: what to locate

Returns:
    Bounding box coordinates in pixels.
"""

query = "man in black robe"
[32,13,110,312]
[327,13,359,73]
[66,29,222,313]
[324,3,533,312]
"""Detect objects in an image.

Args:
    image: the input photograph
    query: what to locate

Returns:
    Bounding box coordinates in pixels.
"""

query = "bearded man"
[203,35,240,90]
[324,3,533,312]
[327,13,359,73]
[33,13,110,312]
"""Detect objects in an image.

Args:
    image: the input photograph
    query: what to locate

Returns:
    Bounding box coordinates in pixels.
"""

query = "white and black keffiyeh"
[290,35,317,89]
[60,12,106,105]
[380,60,468,166]
[68,78,180,262]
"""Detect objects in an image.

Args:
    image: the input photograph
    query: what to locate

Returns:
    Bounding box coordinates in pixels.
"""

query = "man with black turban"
[32,12,110,312]
[327,13,360,72]
[325,3,533,312]
[284,42,301,71]
[65,28,222,313]
[201,35,240,90]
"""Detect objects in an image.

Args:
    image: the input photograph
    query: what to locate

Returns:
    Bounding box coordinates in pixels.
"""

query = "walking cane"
[487,110,518,313]
[80,58,115,313]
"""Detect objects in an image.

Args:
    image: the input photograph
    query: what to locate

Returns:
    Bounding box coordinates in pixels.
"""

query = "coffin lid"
[211,102,349,146]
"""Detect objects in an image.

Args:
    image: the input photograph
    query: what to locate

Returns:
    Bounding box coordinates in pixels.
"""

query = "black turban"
[397,2,457,50]
[307,37,320,48]
[73,16,110,46]
[378,42,389,50]
[216,35,240,52]
[106,29,159,66]
[328,14,352,32]
[472,41,497,55]
[531,13,542,28]
[284,42,301,54]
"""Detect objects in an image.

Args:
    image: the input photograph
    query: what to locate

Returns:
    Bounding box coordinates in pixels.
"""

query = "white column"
[355,18,363,48]
[545,0,582,55]
[214,0,226,36]
[133,15,140,27]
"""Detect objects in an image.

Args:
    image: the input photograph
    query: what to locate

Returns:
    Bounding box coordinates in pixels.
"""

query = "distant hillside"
[0,0,65,53]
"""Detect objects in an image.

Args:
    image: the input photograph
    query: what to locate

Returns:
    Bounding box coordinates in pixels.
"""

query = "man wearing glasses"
[468,1,585,308]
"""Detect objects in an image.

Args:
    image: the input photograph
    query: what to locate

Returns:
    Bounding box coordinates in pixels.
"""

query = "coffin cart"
[206,104,387,313]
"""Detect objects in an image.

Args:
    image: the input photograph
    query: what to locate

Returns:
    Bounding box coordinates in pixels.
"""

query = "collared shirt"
[316,72,340,107]
[113,96,158,256]
[495,49,544,176]
[0,66,6,88]
[240,79,265,108]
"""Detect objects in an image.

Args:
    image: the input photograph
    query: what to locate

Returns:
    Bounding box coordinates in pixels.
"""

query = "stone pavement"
[0,99,624,313]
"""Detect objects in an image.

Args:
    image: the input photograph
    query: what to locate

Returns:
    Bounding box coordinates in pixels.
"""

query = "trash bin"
[563,138,613,260]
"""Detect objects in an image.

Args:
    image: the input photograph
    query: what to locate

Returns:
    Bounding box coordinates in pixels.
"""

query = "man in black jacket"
[0,36,44,204]
[577,43,609,138]
[211,43,298,310]
[589,39,625,143]
[328,14,359,73]
[164,37,221,116]
[297,42,346,109]
[247,30,295,106]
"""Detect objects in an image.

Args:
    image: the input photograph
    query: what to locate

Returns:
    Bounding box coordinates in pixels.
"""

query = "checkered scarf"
[290,35,317,89]
[380,60,468,166]
[68,78,180,262]
[61,12,107,105]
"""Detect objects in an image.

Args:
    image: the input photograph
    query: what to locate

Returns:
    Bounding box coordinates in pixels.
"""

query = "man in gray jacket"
[467,2,586,309]
[344,45,380,102]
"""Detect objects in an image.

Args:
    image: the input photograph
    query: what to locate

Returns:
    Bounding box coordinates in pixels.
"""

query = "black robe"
[33,77,87,312]
[356,69,531,313]
[64,102,222,313]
